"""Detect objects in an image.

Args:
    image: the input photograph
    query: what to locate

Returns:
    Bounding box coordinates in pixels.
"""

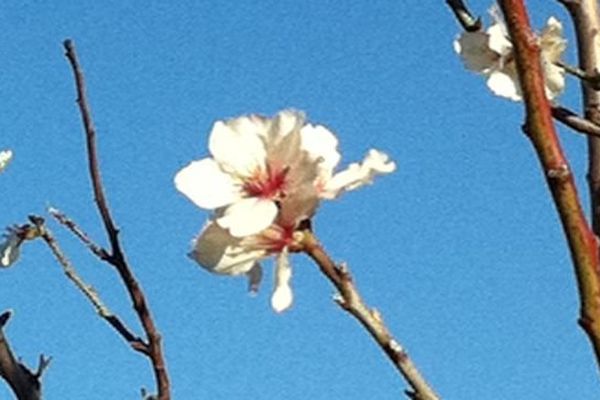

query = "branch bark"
[498,0,600,371]
[552,105,600,138]
[300,231,440,400]
[0,310,49,400]
[559,0,600,235]
[63,39,170,399]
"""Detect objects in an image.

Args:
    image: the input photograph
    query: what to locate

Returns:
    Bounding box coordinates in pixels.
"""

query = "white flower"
[189,191,314,313]
[0,228,22,268]
[454,6,566,101]
[178,109,396,313]
[0,150,12,173]
[175,110,329,237]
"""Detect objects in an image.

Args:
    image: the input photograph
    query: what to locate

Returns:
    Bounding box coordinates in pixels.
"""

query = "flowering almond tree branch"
[0,310,50,400]
[63,39,170,399]
[497,0,600,370]
[299,231,440,400]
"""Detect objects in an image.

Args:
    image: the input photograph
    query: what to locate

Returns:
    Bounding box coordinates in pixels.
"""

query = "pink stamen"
[243,164,289,199]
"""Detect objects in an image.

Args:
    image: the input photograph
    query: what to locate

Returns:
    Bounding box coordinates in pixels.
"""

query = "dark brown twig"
[300,231,439,400]
[0,310,48,400]
[446,0,482,32]
[552,105,600,137]
[63,39,170,399]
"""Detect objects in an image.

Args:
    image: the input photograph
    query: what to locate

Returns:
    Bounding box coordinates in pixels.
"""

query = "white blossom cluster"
[454,5,566,101]
[175,110,395,312]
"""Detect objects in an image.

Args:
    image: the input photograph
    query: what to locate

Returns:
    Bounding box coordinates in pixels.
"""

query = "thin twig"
[0,310,46,400]
[29,215,148,354]
[300,231,440,400]
[552,105,600,137]
[62,39,122,260]
[63,39,170,399]
[499,0,600,372]
[446,0,481,32]
[48,207,110,260]
[555,60,600,90]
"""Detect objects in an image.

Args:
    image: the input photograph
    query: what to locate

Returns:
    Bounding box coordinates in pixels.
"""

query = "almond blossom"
[176,110,396,312]
[190,194,315,312]
[453,6,566,101]
[175,110,396,238]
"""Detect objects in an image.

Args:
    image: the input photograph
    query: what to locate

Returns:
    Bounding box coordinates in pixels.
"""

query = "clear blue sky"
[1,1,598,398]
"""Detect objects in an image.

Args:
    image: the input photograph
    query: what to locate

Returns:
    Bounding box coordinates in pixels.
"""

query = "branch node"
[547,164,570,180]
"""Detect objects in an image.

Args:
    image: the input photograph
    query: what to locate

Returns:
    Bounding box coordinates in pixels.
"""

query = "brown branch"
[29,215,148,355]
[299,231,440,400]
[63,39,170,399]
[0,310,48,400]
[499,0,600,371]
[47,207,110,260]
[552,105,600,137]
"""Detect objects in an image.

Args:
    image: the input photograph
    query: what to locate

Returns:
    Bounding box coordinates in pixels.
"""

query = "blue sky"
[1,1,599,398]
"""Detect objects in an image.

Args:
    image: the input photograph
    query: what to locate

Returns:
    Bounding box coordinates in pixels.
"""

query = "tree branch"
[559,1,600,235]
[499,0,600,372]
[0,310,48,400]
[47,207,110,261]
[299,231,440,400]
[63,39,170,399]
[552,105,600,138]
[29,215,148,355]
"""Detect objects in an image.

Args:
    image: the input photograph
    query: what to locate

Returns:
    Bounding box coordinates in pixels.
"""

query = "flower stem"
[300,230,440,400]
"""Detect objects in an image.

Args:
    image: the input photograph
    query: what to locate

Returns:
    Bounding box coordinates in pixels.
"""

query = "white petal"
[323,149,396,199]
[271,249,293,313]
[454,32,499,73]
[217,197,278,237]
[0,150,12,173]
[301,123,341,174]
[208,117,267,176]
[487,22,512,55]
[543,61,565,100]
[189,221,266,275]
[273,110,305,138]
[174,158,241,209]
[486,71,522,101]
[0,232,20,268]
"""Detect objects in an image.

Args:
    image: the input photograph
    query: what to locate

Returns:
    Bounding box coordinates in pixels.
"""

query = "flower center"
[243,163,289,200]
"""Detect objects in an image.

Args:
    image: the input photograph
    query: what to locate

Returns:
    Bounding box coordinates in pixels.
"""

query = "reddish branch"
[498,1,600,370]
[63,39,170,399]
[0,310,50,400]
[300,231,440,400]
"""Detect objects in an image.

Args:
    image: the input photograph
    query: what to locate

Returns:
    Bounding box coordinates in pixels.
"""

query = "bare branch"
[63,39,170,400]
[300,231,440,400]
[499,0,600,371]
[552,105,600,137]
[29,215,148,355]
[559,1,600,232]
[0,310,46,400]
[48,206,109,260]
[62,39,123,261]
